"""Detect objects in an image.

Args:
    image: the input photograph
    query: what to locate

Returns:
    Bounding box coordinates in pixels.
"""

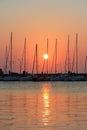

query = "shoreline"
[0,73,87,81]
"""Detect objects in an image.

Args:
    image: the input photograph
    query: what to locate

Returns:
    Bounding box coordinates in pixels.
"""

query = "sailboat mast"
[72,47,75,73]
[32,44,38,74]
[36,44,38,74]
[47,39,48,74]
[68,35,70,73]
[76,33,78,73]
[84,56,87,73]
[24,38,26,72]
[4,45,8,73]
[32,51,35,74]
[10,32,12,72]
[55,39,57,73]
[65,52,67,73]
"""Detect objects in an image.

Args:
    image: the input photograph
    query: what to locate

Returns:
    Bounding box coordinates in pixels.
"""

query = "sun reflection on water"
[41,83,51,126]
[0,82,87,130]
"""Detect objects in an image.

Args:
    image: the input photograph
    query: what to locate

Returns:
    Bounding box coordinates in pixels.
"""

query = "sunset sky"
[0,0,87,73]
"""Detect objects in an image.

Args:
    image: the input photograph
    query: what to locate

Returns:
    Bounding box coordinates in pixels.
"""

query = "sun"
[43,54,49,60]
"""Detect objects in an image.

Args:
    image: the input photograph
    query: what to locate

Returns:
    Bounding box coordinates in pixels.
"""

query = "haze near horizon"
[0,0,87,73]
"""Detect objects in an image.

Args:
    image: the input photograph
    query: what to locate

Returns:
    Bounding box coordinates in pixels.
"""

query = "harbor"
[0,32,87,81]
[1,1,87,130]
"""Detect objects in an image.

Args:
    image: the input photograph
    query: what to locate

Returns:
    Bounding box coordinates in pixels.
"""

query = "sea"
[0,81,87,130]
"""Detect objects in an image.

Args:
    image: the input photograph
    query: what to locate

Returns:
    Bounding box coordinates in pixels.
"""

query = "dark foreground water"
[0,82,87,130]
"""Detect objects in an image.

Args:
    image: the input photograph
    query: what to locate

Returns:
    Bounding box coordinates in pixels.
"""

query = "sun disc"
[43,54,49,60]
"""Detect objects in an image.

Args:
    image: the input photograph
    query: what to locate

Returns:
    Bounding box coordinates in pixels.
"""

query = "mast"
[24,38,26,72]
[65,52,67,73]
[32,44,38,74]
[72,46,75,73]
[47,39,48,74]
[10,32,12,73]
[51,39,58,73]
[68,35,70,73]
[76,33,78,73]
[55,39,57,73]
[36,44,38,74]
[4,45,8,73]
[20,60,22,74]
[84,56,87,73]
[42,59,45,74]
[51,50,55,73]
[32,50,35,74]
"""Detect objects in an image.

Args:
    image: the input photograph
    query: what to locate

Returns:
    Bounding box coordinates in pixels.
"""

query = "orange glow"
[43,93,49,100]
[43,54,49,60]
[42,85,50,126]
[1,83,87,128]
[0,0,87,73]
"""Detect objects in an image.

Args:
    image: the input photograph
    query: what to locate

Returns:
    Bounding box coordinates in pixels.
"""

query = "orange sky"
[0,0,87,73]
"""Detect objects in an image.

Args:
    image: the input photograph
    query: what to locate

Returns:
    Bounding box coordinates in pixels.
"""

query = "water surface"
[0,82,87,130]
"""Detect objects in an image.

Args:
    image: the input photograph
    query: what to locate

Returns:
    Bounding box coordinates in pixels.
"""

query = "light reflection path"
[0,82,87,130]
[42,83,51,126]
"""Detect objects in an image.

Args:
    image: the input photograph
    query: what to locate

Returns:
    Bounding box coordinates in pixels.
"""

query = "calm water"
[0,82,87,130]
